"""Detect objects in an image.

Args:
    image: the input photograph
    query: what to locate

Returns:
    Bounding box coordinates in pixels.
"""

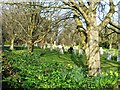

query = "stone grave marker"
[99,47,103,55]
[58,44,64,54]
[117,50,120,62]
[34,43,38,47]
[79,49,83,55]
[106,50,111,60]
[73,46,77,55]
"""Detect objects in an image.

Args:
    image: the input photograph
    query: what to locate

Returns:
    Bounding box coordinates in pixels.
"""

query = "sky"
[0,0,119,24]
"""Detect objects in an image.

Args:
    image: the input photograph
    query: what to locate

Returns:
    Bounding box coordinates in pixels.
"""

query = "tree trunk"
[109,43,112,49]
[85,29,100,76]
[10,38,15,50]
[27,40,34,54]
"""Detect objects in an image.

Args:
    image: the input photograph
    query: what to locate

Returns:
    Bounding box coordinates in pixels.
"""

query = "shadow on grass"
[70,52,87,69]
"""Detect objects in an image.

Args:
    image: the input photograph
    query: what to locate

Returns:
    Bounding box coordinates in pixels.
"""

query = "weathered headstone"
[73,46,77,55]
[117,50,120,62]
[58,45,64,54]
[54,41,56,45]
[64,46,69,52]
[99,47,103,55]
[43,45,46,49]
[34,43,38,47]
[47,44,51,49]
[79,49,83,55]
[50,44,53,51]
[25,42,27,47]
[106,50,111,60]
[40,45,43,49]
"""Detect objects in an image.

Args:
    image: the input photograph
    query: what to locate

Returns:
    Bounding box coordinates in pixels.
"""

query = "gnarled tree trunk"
[85,29,100,76]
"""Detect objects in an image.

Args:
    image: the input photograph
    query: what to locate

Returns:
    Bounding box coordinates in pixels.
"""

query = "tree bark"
[10,37,15,50]
[27,40,34,54]
[109,43,112,49]
[85,28,100,76]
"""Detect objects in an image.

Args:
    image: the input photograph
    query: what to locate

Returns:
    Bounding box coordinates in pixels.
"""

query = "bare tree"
[2,2,56,53]
[61,0,120,76]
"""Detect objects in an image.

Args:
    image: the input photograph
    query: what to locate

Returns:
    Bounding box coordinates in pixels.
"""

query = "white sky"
[0,0,119,24]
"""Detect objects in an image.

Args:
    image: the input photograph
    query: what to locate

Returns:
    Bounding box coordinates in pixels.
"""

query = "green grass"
[2,48,120,89]
[3,48,120,72]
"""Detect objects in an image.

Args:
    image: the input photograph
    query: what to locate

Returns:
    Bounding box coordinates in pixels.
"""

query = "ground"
[2,47,120,89]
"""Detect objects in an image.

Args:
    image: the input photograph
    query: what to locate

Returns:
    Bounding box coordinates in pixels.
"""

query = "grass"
[2,47,120,89]
[3,47,120,71]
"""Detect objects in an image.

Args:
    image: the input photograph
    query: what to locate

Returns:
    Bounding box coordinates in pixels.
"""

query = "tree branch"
[98,0,115,30]
[34,29,51,44]
[78,0,89,14]
[62,0,89,25]
[107,26,120,34]
[73,11,86,31]
[109,21,120,30]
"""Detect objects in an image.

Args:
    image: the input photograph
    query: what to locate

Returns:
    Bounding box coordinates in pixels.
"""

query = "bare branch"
[73,11,86,31]
[107,26,120,34]
[34,29,51,44]
[77,0,89,14]
[98,0,115,30]
[109,21,120,30]
[62,0,89,25]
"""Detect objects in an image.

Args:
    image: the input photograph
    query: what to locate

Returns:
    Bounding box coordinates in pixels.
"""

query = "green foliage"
[2,49,119,89]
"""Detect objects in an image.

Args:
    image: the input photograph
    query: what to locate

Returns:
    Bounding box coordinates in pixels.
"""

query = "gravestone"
[73,46,77,55]
[43,45,46,49]
[64,46,69,52]
[47,44,51,49]
[34,43,38,47]
[50,44,53,51]
[99,47,103,55]
[79,49,83,55]
[25,43,27,47]
[58,45,64,54]
[52,41,56,50]
[106,50,111,60]
[117,50,120,62]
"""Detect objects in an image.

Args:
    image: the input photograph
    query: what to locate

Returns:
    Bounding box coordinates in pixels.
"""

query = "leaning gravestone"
[99,47,103,55]
[106,50,111,60]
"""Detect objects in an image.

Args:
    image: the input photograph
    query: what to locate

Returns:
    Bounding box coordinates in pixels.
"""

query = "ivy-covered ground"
[2,48,120,89]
